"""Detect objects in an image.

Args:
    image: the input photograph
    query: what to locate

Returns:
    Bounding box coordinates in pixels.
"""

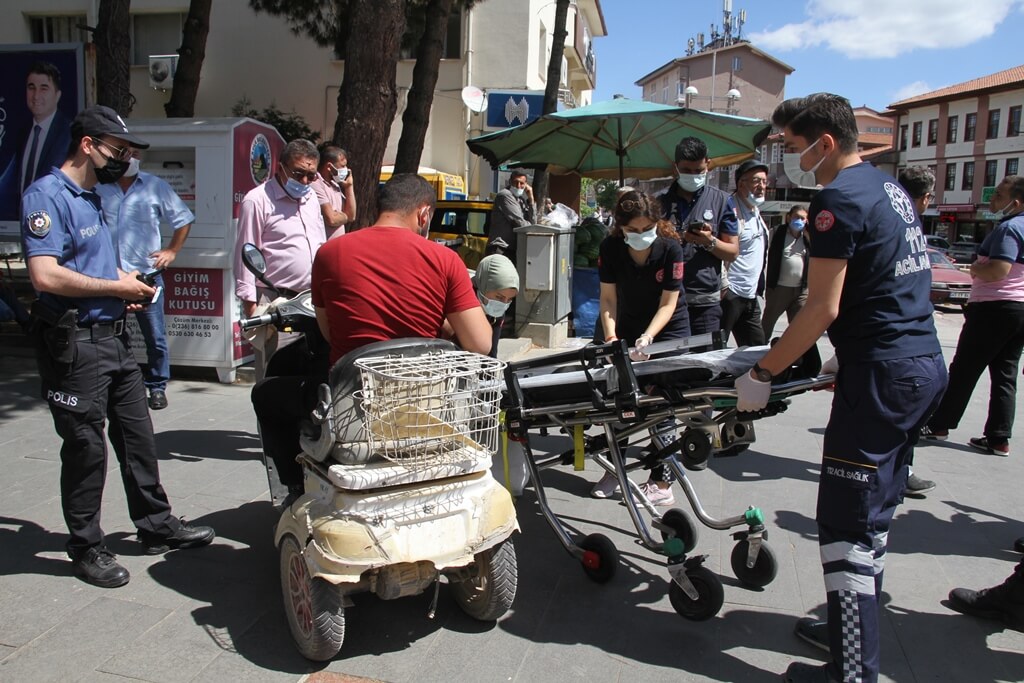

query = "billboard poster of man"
[0,44,84,228]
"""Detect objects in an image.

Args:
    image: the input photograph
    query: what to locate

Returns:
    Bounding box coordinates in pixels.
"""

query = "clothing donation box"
[123,118,285,383]
[513,223,575,348]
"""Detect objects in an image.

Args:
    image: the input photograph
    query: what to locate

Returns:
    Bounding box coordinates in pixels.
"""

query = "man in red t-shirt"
[312,173,492,363]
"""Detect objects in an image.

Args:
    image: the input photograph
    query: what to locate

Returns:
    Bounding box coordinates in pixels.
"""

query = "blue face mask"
[790,218,806,232]
[479,294,510,318]
[283,177,311,200]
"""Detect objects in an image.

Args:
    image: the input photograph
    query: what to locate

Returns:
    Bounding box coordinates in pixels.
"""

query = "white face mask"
[513,187,525,198]
[479,294,510,318]
[623,226,658,251]
[747,193,765,207]
[991,198,1020,222]
[783,137,826,188]
[125,157,140,177]
[676,171,706,193]
[334,167,349,183]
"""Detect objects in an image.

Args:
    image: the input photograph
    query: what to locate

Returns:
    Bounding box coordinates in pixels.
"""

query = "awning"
[937,204,976,213]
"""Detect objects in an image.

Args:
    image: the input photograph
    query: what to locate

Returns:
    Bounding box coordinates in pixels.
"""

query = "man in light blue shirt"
[722,159,769,347]
[96,151,194,410]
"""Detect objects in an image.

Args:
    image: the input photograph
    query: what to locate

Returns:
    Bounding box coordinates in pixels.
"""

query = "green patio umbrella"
[466,97,772,183]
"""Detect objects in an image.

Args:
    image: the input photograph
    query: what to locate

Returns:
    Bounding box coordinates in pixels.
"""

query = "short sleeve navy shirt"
[807,162,939,362]
[597,234,690,343]
[21,170,125,324]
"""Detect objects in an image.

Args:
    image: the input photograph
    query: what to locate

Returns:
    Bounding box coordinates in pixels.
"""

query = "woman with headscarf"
[471,254,520,358]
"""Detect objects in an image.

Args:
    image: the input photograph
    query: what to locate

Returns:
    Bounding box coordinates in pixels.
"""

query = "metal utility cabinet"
[122,118,285,383]
[514,223,575,347]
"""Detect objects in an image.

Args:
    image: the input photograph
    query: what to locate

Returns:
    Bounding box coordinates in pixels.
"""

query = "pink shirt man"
[312,175,347,238]
[233,176,326,305]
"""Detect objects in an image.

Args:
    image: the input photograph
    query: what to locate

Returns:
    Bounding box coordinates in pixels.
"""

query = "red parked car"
[928,248,971,308]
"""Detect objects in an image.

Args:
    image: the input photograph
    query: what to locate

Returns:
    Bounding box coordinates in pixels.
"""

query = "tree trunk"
[333,0,407,229]
[531,0,570,212]
[95,0,134,116]
[393,0,454,175]
[164,0,213,117]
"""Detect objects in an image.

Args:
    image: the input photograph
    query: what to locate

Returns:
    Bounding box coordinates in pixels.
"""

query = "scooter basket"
[354,351,505,466]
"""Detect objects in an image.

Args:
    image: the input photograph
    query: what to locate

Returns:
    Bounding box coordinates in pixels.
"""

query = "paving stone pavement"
[0,308,1021,683]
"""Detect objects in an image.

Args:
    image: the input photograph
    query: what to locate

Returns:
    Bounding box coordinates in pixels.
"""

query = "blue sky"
[591,0,1024,111]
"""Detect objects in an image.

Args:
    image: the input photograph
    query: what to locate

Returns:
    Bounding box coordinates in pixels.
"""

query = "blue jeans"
[133,274,170,391]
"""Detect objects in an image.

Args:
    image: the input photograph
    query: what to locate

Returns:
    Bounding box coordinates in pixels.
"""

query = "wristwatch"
[751,362,773,382]
[703,236,718,252]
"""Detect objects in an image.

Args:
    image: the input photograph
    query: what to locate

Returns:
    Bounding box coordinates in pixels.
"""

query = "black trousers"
[687,302,722,337]
[720,290,766,347]
[251,339,329,488]
[34,329,177,556]
[928,300,1024,442]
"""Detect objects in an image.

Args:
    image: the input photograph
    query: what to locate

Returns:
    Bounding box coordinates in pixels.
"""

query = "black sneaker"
[904,473,936,498]
[948,563,1024,631]
[783,661,840,682]
[139,517,215,555]
[794,617,830,654]
[148,389,168,410]
[968,437,1010,456]
[919,425,948,441]
[71,546,130,588]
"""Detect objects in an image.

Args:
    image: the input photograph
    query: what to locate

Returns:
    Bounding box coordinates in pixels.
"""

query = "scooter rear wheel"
[450,538,518,621]
[279,534,345,661]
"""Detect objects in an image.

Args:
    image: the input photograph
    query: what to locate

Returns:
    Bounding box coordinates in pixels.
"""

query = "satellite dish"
[461,85,487,113]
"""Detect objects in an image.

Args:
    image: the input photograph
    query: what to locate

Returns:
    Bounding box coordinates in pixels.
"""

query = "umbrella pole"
[617,118,624,184]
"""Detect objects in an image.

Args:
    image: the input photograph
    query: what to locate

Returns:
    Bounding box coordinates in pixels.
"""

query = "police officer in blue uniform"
[733,94,947,683]
[22,105,215,589]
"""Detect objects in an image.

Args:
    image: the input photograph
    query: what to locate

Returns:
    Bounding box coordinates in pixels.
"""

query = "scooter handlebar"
[239,313,274,330]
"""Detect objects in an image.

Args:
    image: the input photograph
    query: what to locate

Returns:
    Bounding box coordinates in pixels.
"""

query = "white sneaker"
[590,471,621,499]
[638,480,675,506]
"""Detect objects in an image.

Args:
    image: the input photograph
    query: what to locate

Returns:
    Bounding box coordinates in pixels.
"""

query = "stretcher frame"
[502,333,834,619]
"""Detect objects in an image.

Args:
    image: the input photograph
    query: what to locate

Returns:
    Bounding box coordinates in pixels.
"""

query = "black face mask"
[94,151,130,184]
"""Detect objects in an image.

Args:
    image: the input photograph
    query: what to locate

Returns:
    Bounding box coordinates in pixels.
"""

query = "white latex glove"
[821,354,839,375]
[629,333,653,362]
[734,369,772,412]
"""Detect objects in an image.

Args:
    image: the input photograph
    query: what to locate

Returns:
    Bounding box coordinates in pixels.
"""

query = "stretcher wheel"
[730,539,778,588]
[659,508,699,553]
[578,533,618,583]
[279,534,345,661]
[450,539,518,621]
[680,430,712,471]
[668,566,724,621]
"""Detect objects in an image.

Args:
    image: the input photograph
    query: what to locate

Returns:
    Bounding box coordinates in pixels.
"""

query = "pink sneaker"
[590,471,621,499]
[638,480,675,506]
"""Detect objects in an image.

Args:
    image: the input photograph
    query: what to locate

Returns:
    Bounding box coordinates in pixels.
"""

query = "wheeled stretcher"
[501,333,834,620]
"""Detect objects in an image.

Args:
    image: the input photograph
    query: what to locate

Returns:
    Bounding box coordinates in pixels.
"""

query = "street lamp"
[683,85,698,109]
[725,88,741,115]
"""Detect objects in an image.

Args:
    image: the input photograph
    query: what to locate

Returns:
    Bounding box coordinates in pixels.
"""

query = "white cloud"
[750,0,1024,58]
[891,81,941,102]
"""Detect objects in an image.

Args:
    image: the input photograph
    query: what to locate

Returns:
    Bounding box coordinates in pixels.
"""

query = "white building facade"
[889,66,1024,242]
[0,0,605,198]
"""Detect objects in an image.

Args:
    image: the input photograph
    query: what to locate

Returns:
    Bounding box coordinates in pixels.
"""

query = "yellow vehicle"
[379,165,467,200]
[428,199,494,269]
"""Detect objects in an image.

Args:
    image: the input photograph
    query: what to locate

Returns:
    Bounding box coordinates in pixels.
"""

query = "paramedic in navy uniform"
[21,105,214,589]
[733,93,946,683]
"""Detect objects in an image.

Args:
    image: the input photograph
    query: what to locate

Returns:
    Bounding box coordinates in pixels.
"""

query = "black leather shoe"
[71,546,130,588]
[139,518,215,555]
[148,389,168,410]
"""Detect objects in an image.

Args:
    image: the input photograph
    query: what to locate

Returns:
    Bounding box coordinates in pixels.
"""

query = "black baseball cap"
[735,159,769,185]
[71,105,150,149]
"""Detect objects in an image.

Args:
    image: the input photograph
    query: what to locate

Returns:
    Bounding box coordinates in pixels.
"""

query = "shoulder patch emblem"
[815,210,835,232]
[27,210,51,237]
[702,209,715,222]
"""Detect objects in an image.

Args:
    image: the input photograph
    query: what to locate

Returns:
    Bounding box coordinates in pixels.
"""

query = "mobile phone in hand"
[138,268,165,287]
[687,220,705,234]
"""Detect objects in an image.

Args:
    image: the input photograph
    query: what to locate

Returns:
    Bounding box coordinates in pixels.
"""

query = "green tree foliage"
[232,96,322,144]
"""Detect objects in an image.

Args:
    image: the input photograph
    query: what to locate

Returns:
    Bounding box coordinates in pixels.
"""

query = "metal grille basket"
[354,350,506,465]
